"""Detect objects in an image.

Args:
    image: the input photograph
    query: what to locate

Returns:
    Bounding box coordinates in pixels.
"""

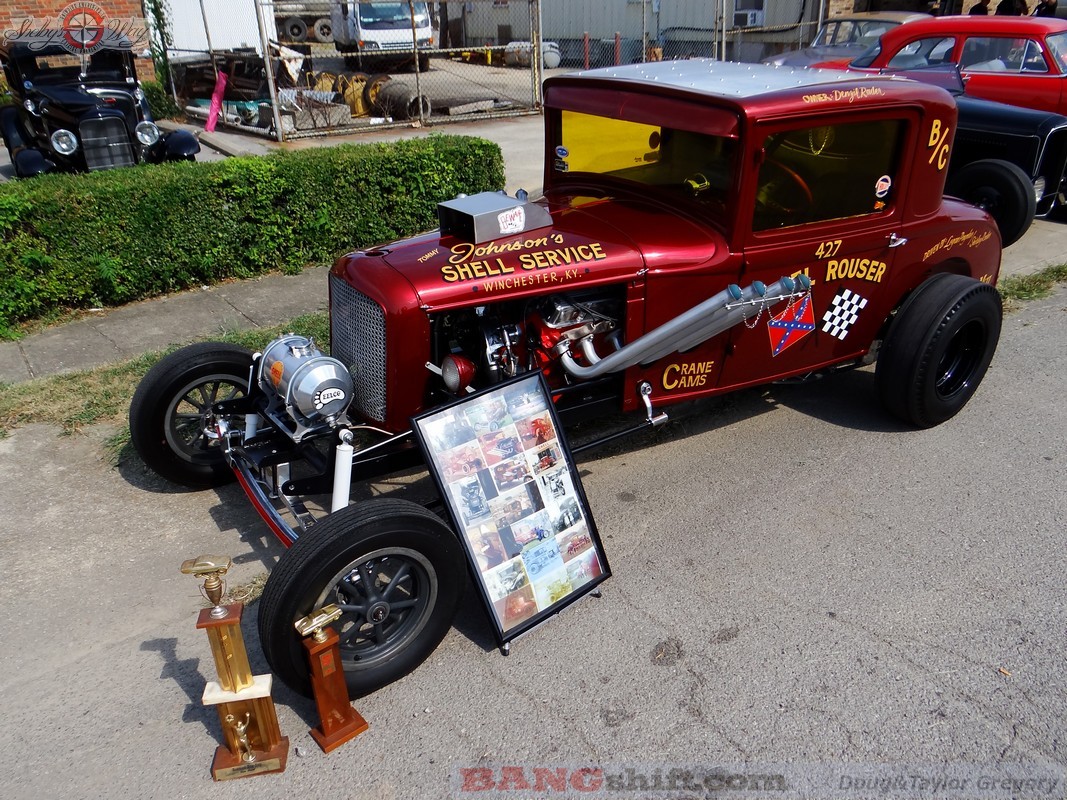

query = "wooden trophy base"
[304,628,369,753]
[310,707,369,754]
[211,737,290,781]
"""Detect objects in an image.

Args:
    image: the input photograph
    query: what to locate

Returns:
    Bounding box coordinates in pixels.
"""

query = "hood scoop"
[437,191,553,244]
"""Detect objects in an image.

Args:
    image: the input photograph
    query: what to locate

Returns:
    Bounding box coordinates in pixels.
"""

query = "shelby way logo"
[3,2,149,55]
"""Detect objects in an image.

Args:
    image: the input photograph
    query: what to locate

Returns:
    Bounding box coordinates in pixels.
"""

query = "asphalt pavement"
[2,285,1064,800]
[0,111,1064,385]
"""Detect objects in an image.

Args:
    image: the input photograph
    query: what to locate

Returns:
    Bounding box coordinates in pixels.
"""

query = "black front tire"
[947,158,1035,248]
[129,342,253,488]
[0,105,25,159]
[258,499,466,697]
[876,274,1001,428]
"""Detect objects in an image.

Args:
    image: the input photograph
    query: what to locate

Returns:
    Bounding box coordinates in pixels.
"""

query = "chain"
[744,297,769,329]
[808,126,833,156]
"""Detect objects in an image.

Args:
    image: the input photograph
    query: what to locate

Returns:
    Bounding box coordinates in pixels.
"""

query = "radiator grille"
[330,275,388,423]
[80,118,135,171]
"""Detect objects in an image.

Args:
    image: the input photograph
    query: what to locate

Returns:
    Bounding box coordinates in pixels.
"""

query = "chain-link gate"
[162,1,826,141]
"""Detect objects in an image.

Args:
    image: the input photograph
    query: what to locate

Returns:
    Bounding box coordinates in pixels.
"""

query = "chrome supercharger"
[213,333,395,544]
[257,334,354,441]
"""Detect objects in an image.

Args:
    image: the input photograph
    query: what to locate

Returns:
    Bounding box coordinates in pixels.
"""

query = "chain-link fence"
[163,0,550,140]
[160,1,826,141]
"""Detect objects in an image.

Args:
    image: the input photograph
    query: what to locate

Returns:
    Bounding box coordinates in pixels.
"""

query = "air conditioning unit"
[733,10,764,28]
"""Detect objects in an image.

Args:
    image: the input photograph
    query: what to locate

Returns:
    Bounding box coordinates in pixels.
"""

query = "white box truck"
[332,2,434,71]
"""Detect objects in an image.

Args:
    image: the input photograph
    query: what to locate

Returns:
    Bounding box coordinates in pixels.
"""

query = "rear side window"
[961,36,1048,73]
[888,36,954,69]
[753,119,906,231]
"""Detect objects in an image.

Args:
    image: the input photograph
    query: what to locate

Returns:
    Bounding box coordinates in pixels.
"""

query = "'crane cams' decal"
[661,359,716,390]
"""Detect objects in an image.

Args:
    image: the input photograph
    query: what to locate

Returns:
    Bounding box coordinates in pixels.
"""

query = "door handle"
[888,232,908,248]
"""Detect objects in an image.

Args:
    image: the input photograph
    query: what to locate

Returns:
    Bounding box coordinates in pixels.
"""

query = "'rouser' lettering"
[825,258,887,283]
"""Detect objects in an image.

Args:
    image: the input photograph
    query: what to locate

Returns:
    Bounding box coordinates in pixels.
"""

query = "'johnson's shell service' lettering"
[442,238,607,283]
[825,258,887,283]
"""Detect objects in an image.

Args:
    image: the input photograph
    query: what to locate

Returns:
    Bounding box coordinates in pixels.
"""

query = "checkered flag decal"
[821,288,868,340]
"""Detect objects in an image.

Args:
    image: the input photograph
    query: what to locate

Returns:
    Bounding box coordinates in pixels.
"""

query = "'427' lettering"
[815,239,842,259]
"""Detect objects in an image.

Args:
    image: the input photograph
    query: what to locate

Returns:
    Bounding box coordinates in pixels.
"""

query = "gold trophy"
[182,555,289,780]
[295,604,369,753]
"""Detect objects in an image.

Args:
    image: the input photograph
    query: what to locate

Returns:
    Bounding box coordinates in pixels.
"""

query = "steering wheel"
[682,172,728,213]
[755,159,813,219]
[684,172,712,194]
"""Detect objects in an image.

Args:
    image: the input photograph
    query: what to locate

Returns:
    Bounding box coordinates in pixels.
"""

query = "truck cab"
[331,1,434,71]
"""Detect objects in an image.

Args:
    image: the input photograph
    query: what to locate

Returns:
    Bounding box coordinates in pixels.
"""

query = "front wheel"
[129,342,253,488]
[876,273,1001,428]
[258,499,466,697]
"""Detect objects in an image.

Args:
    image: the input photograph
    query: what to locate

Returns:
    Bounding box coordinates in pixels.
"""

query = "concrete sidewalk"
[0,114,1063,385]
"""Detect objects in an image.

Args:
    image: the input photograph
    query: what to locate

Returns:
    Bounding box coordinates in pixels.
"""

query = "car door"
[959,34,1063,114]
[724,112,913,387]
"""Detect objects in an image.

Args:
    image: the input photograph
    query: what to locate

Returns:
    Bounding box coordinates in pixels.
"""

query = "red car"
[836,15,1067,116]
[131,61,1010,699]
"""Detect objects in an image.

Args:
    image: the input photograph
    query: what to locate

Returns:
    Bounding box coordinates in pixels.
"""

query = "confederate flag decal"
[767,293,815,357]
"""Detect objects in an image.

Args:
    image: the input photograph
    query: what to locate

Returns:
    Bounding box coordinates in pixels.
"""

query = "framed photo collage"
[413,372,610,644]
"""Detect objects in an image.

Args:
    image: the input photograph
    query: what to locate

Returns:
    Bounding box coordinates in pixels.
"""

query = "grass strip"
[0,312,328,436]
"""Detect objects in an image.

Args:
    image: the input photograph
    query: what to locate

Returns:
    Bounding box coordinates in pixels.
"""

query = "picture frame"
[412,372,610,644]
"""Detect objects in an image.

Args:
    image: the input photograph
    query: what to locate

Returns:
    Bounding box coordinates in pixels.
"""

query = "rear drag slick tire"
[876,273,1001,428]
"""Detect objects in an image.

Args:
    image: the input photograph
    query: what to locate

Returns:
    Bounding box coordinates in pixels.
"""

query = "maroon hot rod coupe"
[131,61,1009,697]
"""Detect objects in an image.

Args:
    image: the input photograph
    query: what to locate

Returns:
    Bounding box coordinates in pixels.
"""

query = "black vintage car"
[0,39,199,177]
[884,65,1067,245]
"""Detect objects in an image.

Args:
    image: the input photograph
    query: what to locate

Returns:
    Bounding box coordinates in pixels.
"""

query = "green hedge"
[142,81,182,120]
[0,134,504,334]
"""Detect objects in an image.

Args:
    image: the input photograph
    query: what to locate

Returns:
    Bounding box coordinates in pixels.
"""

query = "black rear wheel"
[258,499,466,697]
[313,17,333,43]
[876,274,1001,428]
[947,159,1035,247]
